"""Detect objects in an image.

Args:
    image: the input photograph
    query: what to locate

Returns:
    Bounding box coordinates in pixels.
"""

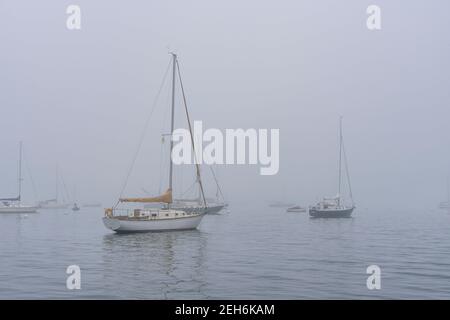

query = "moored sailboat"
[103,53,207,232]
[38,166,70,209]
[0,142,38,214]
[309,118,355,218]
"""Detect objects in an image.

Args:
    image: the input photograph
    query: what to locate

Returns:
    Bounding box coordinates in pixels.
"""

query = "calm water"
[1,204,450,299]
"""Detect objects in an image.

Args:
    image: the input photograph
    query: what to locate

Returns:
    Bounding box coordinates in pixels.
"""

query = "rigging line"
[114,58,172,208]
[176,59,207,208]
[208,165,226,202]
[342,139,354,206]
[180,178,198,197]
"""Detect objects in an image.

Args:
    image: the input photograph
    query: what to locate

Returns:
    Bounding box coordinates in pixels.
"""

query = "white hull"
[0,206,38,214]
[103,214,204,233]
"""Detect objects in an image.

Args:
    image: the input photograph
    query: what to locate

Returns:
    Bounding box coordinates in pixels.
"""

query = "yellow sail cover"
[119,188,172,204]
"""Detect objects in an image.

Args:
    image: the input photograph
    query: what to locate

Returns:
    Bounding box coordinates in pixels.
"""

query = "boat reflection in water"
[101,229,208,299]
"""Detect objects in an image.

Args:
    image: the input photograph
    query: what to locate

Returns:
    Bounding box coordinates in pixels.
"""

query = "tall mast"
[56,165,59,202]
[168,53,177,192]
[18,141,23,202]
[338,117,343,206]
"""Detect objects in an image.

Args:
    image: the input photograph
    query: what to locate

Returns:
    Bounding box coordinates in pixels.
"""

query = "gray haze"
[1,0,450,211]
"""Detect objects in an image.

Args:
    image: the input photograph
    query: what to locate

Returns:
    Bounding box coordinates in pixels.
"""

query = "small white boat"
[0,142,38,214]
[72,203,80,211]
[38,167,70,209]
[103,53,207,233]
[286,205,306,213]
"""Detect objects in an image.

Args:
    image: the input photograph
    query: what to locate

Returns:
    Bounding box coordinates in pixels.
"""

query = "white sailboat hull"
[102,214,204,233]
[0,206,38,214]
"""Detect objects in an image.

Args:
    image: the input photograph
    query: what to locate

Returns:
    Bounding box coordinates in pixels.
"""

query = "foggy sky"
[1,0,449,211]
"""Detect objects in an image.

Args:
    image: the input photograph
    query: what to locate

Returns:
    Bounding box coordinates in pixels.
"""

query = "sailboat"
[103,53,207,233]
[0,142,38,214]
[38,166,70,209]
[309,118,355,218]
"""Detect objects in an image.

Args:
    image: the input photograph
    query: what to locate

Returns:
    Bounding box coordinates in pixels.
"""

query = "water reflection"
[101,230,208,299]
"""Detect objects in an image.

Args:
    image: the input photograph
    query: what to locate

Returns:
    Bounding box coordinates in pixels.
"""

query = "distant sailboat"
[309,117,355,218]
[103,53,207,233]
[71,186,80,212]
[0,142,38,214]
[38,166,69,209]
[439,202,449,209]
[439,176,450,213]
